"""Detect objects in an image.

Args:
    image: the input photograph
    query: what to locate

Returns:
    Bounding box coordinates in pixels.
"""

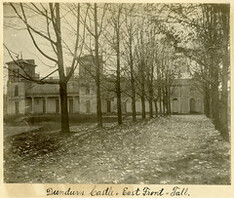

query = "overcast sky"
[3,2,193,88]
[4,4,71,78]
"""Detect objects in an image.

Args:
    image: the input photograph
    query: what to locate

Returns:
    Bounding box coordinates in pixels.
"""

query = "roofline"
[5,59,37,67]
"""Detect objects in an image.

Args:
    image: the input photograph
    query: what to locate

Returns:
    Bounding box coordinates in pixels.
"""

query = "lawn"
[4,115,230,184]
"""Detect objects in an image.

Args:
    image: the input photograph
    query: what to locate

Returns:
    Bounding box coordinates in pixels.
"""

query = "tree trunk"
[140,61,146,119]
[94,3,103,127]
[148,65,154,118]
[205,86,213,118]
[166,76,171,115]
[167,83,171,115]
[96,82,103,127]
[116,15,122,125]
[154,99,158,117]
[158,77,162,116]
[149,97,153,118]
[129,27,136,122]
[55,3,70,133]
[163,99,166,116]
[148,75,153,118]
[159,93,162,116]
[211,68,220,130]
[220,67,229,141]
[165,81,169,115]
[141,95,146,119]
[220,59,229,141]
[162,86,166,116]
[116,81,122,124]
[208,91,212,118]
[203,85,210,117]
[131,86,136,122]
[219,7,229,141]
[60,82,70,133]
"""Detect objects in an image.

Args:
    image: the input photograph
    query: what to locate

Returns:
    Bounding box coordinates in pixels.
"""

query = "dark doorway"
[107,100,111,113]
[121,102,127,113]
[27,98,32,114]
[15,85,19,96]
[43,100,46,114]
[15,102,19,114]
[190,98,196,113]
[69,98,73,113]
[56,99,59,113]
[172,98,179,113]
[86,100,90,113]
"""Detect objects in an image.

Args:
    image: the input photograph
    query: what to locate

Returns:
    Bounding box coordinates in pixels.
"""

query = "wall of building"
[113,98,153,114]
[100,99,113,113]
[29,96,80,114]
[47,97,57,113]
[6,99,14,115]
[79,84,96,113]
[170,84,204,114]
[7,82,27,115]
[34,98,45,114]
[7,98,26,115]
[25,98,32,114]
[73,96,80,113]
[7,82,26,98]
[6,59,204,116]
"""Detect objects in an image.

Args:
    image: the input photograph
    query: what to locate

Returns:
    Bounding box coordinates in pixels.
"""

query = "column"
[73,96,75,113]
[59,96,61,113]
[77,96,80,113]
[45,97,48,114]
[31,97,35,114]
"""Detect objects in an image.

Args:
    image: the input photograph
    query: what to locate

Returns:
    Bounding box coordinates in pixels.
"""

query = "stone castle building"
[5,56,204,115]
[170,79,204,114]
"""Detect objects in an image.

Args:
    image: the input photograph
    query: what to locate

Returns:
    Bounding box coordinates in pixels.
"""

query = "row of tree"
[164,4,230,141]
[4,3,230,141]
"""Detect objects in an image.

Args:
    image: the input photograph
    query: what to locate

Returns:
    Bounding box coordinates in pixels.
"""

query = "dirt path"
[4,115,230,184]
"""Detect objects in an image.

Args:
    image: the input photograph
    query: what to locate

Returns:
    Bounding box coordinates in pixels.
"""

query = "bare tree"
[81,3,108,127]
[103,4,125,124]
[123,4,137,121]
[166,4,230,141]
[5,3,87,133]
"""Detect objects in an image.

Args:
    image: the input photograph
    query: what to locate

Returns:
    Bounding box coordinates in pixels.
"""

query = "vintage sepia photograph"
[3,2,231,185]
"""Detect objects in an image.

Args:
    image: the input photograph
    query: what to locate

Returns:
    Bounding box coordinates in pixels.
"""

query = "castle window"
[13,69,19,78]
[15,102,19,114]
[86,100,90,113]
[107,100,111,113]
[172,98,179,113]
[190,98,196,113]
[15,85,19,96]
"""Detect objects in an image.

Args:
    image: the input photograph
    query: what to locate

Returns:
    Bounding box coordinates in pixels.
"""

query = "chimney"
[25,59,35,65]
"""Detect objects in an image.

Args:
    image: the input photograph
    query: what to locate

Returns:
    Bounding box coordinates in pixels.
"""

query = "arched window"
[190,98,196,113]
[15,85,19,96]
[172,98,179,113]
